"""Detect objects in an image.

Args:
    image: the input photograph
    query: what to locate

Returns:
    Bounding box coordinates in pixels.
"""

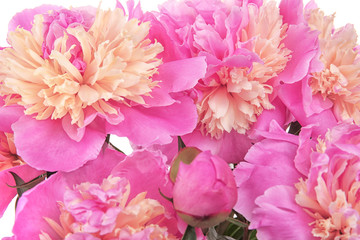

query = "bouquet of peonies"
[1,0,360,239]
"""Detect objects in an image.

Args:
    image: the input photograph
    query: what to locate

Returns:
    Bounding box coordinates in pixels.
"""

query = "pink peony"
[234,122,360,239]
[148,0,302,163]
[10,148,204,239]
[171,148,237,228]
[0,3,206,172]
[277,0,360,136]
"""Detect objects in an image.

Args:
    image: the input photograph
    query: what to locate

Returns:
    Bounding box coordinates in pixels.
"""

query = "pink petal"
[13,173,67,239]
[234,139,302,220]
[294,126,316,176]
[111,149,179,235]
[182,130,253,164]
[144,12,192,62]
[278,82,337,137]
[12,116,106,172]
[249,97,290,140]
[108,96,198,146]
[0,105,24,133]
[111,149,173,212]
[277,24,322,84]
[144,57,207,106]
[279,0,304,25]
[0,165,43,218]
[12,149,124,239]
[250,186,313,240]
[8,5,62,32]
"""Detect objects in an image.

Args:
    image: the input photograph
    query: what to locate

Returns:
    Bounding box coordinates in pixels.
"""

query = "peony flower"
[149,0,296,163]
[234,121,360,239]
[171,148,237,228]
[278,0,360,136]
[305,6,360,125]
[0,2,206,172]
[39,176,178,240]
[10,148,205,239]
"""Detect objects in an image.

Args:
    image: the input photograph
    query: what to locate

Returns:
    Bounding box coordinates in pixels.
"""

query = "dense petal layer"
[12,149,125,239]
[12,116,106,172]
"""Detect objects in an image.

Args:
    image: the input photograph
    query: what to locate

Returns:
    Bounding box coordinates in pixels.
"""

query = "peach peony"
[151,0,293,163]
[0,3,206,171]
[306,8,360,125]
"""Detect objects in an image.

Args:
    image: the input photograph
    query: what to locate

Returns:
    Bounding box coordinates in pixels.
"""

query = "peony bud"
[171,148,237,228]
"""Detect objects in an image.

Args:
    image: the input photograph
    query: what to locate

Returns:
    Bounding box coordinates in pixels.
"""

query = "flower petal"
[0,105,24,133]
[0,164,43,218]
[12,149,124,239]
[8,5,62,32]
[250,185,313,240]
[12,116,106,172]
[108,96,198,146]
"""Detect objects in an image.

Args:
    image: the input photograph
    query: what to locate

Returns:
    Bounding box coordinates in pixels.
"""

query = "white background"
[0,0,359,238]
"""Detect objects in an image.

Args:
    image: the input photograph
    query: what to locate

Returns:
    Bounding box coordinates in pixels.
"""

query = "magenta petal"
[153,57,207,93]
[108,97,197,146]
[234,139,302,220]
[8,5,62,32]
[278,82,337,137]
[111,149,180,235]
[183,130,252,164]
[13,174,67,239]
[12,116,106,172]
[139,57,207,108]
[250,186,313,240]
[0,105,24,133]
[12,149,124,239]
[111,149,173,212]
[249,97,290,140]
[0,165,43,218]
[277,24,322,84]
[279,0,304,25]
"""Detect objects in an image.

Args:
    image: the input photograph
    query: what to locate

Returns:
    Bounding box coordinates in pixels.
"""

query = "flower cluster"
[0,0,360,239]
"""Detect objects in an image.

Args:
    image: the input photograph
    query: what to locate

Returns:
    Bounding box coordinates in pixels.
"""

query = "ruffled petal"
[8,5,62,32]
[250,186,313,240]
[12,149,124,239]
[277,24,322,84]
[234,138,302,220]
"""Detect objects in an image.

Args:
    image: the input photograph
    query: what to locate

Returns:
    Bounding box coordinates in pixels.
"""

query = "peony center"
[0,9,163,127]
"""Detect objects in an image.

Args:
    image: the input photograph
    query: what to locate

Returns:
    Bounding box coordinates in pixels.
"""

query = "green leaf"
[208,227,237,240]
[182,225,196,240]
[226,217,248,228]
[249,230,258,240]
